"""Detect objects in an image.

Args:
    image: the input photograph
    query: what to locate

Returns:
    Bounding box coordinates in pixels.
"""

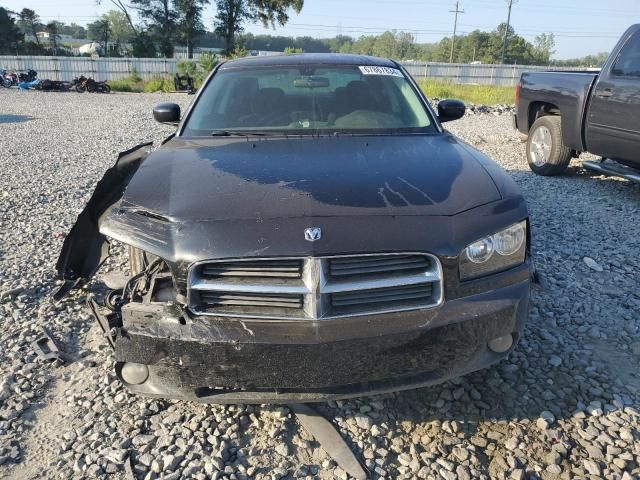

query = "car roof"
[219,53,399,70]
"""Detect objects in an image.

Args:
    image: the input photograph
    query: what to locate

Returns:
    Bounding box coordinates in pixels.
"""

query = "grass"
[418,79,516,105]
[109,76,175,93]
[109,79,144,93]
[108,75,515,105]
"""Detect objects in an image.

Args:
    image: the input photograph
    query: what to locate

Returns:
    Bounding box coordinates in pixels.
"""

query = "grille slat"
[200,292,303,309]
[189,254,441,318]
[329,255,430,277]
[201,260,303,279]
[331,284,432,305]
[331,284,433,308]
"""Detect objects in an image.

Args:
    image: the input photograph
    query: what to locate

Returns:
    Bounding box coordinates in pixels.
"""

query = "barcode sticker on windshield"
[359,66,404,77]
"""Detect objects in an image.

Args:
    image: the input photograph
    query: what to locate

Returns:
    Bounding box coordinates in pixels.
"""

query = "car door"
[586,29,640,166]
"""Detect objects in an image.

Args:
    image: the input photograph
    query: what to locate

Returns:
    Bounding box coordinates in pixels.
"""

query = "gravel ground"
[0,88,639,480]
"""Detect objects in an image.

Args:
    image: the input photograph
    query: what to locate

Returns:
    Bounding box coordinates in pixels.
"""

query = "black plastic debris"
[289,403,368,480]
[32,327,64,364]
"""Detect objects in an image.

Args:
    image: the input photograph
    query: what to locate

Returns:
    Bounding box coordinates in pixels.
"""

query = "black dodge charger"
[57,54,532,403]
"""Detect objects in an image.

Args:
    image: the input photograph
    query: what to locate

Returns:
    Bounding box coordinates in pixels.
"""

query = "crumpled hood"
[120,134,502,221]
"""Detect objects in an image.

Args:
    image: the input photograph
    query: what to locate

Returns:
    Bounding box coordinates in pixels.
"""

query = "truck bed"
[516,71,599,151]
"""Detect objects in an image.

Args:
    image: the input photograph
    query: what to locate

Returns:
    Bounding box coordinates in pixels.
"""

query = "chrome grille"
[188,254,442,318]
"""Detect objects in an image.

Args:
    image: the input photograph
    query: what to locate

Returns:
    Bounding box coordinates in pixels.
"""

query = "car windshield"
[182,63,436,136]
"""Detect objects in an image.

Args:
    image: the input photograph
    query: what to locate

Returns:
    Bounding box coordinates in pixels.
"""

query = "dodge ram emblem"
[304,227,322,242]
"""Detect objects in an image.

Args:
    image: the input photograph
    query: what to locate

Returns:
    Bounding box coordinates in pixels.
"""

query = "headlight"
[465,237,494,263]
[460,221,527,280]
[494,223,526,256]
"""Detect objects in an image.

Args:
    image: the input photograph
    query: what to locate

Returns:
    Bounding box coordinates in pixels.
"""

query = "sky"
[1,0,638,59]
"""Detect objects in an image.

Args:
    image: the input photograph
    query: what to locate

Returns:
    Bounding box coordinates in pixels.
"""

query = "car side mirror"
[438,99,466,123]
[153,103,181,125]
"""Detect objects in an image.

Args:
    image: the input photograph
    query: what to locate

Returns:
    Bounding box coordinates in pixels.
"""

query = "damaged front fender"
[54,143,153,299]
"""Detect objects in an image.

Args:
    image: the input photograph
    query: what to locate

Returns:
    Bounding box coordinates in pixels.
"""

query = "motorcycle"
[74,75,111,94]
[18,69,38,83]
[1,69,18,88]
[35,79,70,92]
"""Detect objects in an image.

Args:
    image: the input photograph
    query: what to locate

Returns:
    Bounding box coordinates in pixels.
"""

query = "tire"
[75,85,85,93]
[102,84,111,94]
[526,116,572,176]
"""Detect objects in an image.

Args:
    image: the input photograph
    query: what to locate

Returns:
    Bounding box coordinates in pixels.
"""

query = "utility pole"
[449,1,464,64]
[501,0,516,64]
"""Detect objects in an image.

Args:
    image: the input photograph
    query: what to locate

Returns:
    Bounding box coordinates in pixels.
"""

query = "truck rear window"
[183,64,436,136]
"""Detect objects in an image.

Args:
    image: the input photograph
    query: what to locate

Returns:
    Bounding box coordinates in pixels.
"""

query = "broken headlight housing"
[459,221,527,280]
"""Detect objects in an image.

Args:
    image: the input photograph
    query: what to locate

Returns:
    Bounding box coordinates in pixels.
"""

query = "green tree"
[131,32,158,57]
[102,10,135,55]
[504,35,535,64]
[65,23,87,39]
[87,19,111,55]
[0,8,23,54]
[17,8,41,46]
[533,33,555,65]
[396,32,416,59]
[97,0,156,56]
[98,0,139,37]
[349,35,376,56]
[455,30,491,63]
[331,31,422,60]
[325,34,353,53]
[551,51,608,68]
[372,31,398,58]
[45,21,62,55]
[214,0,303,54]
[130,0,178,57]
[435,24,540,64]
[175,0,209,58]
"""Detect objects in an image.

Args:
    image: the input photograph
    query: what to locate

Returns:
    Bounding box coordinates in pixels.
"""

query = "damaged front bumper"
[57,142,533,404]
[94,265,530,403]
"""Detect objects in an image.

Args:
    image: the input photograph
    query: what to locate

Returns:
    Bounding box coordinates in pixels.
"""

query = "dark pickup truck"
[514,24,640,181]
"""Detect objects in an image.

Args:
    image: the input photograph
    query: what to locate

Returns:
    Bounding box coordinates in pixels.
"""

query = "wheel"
[105,288,124,311]
[102,84,111,94]
[1,79,12,88]
[75,85,85,93]
[526,116,572,176]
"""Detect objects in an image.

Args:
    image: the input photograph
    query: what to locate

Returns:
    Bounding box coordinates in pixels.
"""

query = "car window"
[612,33,640,77]
[183,64,435,136]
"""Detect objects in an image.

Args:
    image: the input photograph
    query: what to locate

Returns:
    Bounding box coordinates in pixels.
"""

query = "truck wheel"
[526,116,572,176]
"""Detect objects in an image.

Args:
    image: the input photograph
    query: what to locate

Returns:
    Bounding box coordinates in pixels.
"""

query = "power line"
[16,14,624,41]
[449,1,464,63]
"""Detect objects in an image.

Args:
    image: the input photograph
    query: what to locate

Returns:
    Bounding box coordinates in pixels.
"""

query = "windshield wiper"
[211,130,272,137]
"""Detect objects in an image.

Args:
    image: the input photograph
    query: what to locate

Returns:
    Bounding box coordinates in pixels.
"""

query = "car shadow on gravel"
[0,114,34,124]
